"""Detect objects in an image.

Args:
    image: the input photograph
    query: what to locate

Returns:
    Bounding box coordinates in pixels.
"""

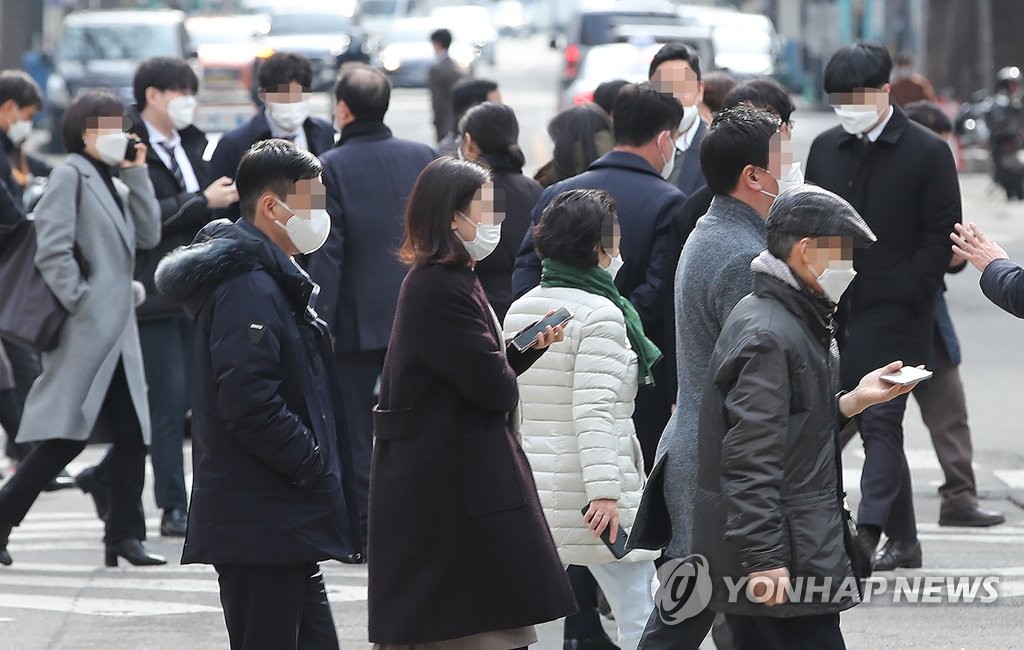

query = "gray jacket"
[17,155,159,444]
[631,195,766,558]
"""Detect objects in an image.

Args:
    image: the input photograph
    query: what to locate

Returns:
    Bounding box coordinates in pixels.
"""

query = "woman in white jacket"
[505,189,660,650]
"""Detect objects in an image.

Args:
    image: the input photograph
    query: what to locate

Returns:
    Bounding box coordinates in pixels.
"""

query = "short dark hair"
[61,90,125,154]
[547,103,613,183]
[723,78,796,125]
[593,79,629,116]
[700,104,780,195]
[0,70,43,109]
[823,43,893,94]
[459,102,525,170]
[534,189,617,269]
[452,77,499,122]
[701,71,737,116]
[133,57,199,110]
[235,139,323,221]
[430,29,453,50]
[905,100,953,135]
[399,157,490,267]
[334,62,391,122]
[649,42,703,81]
[611,82,683,147]
[258,52,313,92]
[766,230,804,260]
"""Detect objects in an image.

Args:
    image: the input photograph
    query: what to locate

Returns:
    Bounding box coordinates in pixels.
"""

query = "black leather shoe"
[564,635,619,650]
[874,539,922,571]
[339,552,364,565]
[939,505,1006,528]
[0,522,12,566]
[104,540,167,567]
[75,466,111,522]
[160,508,188,537]
[43,469,77,492]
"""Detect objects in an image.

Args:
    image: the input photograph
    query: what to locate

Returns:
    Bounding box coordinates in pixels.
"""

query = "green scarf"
[540,258,662,385]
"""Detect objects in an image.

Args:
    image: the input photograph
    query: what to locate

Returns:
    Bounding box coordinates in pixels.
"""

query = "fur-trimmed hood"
[155,219,314,319]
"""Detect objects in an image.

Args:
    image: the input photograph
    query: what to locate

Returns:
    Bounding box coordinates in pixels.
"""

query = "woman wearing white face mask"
[0,90,163,569]
[368,157,577,649]
[0,70,52,215]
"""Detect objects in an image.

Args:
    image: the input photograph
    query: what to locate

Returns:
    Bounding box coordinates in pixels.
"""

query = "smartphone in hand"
[581,504,630,559]
[512,307,573,352]
[880,367,933,386]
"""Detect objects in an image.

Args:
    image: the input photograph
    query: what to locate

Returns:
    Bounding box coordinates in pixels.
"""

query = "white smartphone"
[880,367,933,386]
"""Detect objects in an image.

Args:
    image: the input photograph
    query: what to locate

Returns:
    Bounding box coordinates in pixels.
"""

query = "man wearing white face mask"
[0,71,50,223]
[649,43,707,198]
[210,53,335,220]
[78,57,239,540]
[154,139,360,649]
[806,43,962,572]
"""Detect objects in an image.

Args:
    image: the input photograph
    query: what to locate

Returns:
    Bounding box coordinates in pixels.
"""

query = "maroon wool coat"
[368,262,577,644]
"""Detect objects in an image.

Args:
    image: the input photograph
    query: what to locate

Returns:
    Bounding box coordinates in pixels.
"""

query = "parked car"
[357,0,413,39]
[429,6,499,66]
[376,17,475,88]
[254,8,373,92]
[676,5,781,80]
[558,1,682,90]
[185,14,267,134]
[45,9,196,152]
[559,42,659,109]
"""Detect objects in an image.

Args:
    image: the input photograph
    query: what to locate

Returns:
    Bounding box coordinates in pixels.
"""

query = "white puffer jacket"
[505,285,659,565]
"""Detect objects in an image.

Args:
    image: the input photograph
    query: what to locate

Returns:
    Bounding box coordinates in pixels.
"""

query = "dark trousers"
[564,564,605,639]
[855,393,918,541]
[335,348,386,541]
[637,599,716,650]
[633,365,673,471]
[1,338,41,461]
[725,612,844,650]
[913,352,978,513]
[215,562,339,650]
[95,318,191,511]
[0,390,21,457]
[0,361,147,543]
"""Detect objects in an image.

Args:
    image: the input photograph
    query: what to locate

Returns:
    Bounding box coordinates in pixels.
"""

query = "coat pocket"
[459,430,526,515]
[782,491,849,586]
[372,406,415,441]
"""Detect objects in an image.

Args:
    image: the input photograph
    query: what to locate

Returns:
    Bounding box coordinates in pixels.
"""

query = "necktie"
[158,142,185,190]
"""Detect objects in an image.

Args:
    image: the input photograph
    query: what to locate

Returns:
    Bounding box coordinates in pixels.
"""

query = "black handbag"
[0,173,87,352]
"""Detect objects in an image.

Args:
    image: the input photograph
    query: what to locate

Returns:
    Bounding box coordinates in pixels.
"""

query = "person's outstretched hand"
[951,222,1009,272]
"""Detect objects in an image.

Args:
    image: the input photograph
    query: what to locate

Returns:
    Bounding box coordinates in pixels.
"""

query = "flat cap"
[766,184,877,246]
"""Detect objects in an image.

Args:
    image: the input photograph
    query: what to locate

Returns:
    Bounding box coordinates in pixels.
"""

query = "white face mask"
[456,212,501,261]
[814,262,857,304]
[267,100,310,133]
[95,131,129,166]
[7,119,32,145]
[167,95,198,130]
[274,198,331,255]
[833,106,882,135]
[658,132,676,180]
[777,161,804,195]
[679,103,700,135]
[602,253,624,279]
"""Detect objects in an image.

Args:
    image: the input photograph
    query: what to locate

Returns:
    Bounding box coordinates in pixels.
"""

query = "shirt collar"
[143,118,180,149]
[864,105,895,142]
[676,114,702,150]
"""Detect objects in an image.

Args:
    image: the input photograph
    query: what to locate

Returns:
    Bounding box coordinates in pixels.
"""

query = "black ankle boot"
[104,540,167,568]
[0,522,12,566]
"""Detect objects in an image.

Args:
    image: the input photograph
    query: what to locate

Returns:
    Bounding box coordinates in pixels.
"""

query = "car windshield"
[361,0,398,15]
[269,13,352,35]
[580,13,681,46]
[61,24,179,61]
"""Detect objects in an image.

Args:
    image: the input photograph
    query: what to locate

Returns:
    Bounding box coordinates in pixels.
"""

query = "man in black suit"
[512,82,686,467]
[77,57,239,537]
[306,64,436,555]
[806,44,962,570]
[427,29,466,143]
[649,43,707,198]
[210,53,335,219]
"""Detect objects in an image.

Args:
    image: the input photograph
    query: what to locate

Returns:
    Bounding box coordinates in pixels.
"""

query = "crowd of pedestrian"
[0,32,1013,650]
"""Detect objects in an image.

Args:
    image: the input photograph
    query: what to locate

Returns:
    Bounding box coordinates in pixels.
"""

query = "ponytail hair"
[458,102,525,172]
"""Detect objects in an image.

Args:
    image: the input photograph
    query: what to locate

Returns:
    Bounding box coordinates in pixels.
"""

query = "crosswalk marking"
[0,594,221,617]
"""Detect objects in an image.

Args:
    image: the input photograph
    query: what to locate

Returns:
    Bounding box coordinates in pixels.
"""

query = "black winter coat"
[369,263,576,644]
[155,218,361,565]
[693,270,858,618]
[305,121,436,352]
[474,162,543,322]
[126,106,213,320]
[806,106,962,387]
[980,258,1024,318]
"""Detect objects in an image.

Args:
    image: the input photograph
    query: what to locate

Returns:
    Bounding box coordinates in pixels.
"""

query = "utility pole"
[978,0,994,89]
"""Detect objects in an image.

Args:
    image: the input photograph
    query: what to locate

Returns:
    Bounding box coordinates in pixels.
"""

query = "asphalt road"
[5,35,1024,650]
